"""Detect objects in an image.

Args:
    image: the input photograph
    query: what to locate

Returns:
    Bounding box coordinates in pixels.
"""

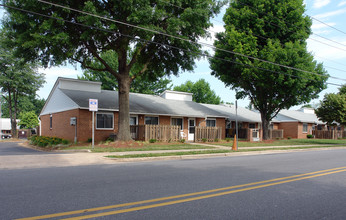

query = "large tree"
[173,79,222,104]
[315,85,346,126]
[78,51,172,95]
[0,32,45,137]
[209,0,327,139]
[1,95,45,118]
[3,0,224,141]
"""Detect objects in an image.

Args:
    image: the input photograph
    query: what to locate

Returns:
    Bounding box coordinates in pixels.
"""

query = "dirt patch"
[98,141,145,148]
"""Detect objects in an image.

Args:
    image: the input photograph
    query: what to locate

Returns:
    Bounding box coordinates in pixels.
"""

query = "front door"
[188,118,195,141]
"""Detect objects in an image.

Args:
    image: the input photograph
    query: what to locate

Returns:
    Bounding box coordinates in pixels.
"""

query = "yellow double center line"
[18,166,346,220]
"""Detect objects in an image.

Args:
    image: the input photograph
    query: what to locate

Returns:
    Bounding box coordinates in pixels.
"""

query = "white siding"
[40,88,79,116]
[58,78,101,93]
[160,90,193,101]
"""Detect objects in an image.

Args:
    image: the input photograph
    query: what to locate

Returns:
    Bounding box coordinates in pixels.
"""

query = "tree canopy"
[173,79,222,104]
[315,85,346,126]
[0,28,45,137]
[78,50,172,95]
[3,0,224,140]
[209,0,328,139]
[18,111,40,129]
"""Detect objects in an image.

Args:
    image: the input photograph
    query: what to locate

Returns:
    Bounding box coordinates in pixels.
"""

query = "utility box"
[70,117,77,126]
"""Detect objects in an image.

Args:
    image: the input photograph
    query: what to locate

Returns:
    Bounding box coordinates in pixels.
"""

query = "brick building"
[40,77,227,142]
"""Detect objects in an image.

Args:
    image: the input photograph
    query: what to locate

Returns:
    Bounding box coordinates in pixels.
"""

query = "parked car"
[1,133,12,139]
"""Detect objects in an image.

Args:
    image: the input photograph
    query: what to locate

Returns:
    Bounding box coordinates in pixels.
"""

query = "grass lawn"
[66,143,214,152]
[217,138,346,147]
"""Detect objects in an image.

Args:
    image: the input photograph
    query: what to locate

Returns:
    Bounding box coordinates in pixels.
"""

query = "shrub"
[287,137,292,140]
[214,138,219,142]
[180,139,185,143]
[307,134,314,139]
[30,136,69,148]
[149,139,157,143]
[225,138,231,142]
[87,138,92,143]
[202,138,207,143]
[276,137,280,140]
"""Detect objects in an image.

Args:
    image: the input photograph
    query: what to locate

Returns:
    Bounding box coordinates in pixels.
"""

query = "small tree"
[173,79,222,104]
[209,0,327,139]
[18,111,39,129]
[315,85,346,126]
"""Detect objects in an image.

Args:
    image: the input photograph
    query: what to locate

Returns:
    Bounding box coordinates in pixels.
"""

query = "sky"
[5,0,346,108]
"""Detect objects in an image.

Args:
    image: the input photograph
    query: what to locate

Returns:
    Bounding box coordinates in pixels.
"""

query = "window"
[172,118,183,130]
[226,121,232,129]
[303,123,308,133]
[249,123,256,129]
[50,114,52,129]
[96,113,114,129]
[269,123,274,130]
[130,116,137,125]
[206,119,216,127]
[145,116,159,125]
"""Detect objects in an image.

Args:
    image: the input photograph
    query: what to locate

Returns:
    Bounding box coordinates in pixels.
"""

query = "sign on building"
[89,99,98,111]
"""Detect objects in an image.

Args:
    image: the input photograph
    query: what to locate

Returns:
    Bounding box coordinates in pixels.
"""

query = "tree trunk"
[261,113,270,140]
[116,76,132,141]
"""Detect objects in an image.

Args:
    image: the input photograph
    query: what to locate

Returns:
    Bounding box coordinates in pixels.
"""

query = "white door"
[188,118,195,141]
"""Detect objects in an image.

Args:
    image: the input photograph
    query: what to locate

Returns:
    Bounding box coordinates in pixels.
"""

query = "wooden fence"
[195,126,222,142]
[130,125,180,142]
[269,129,284,139]
[312,130,345,139]
[226,128,248,139]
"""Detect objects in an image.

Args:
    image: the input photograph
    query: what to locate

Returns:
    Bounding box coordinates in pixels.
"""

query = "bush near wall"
[30,136,69,147]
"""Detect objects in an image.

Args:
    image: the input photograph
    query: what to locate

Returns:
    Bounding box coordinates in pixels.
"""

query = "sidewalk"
[1,142,345,170]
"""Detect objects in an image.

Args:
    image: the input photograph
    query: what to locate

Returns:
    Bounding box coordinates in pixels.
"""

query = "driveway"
[0,140,45,155]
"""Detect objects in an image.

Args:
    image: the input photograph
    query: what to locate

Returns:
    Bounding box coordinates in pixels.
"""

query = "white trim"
[130,115,138,125]
[302,123,308,133]
[96,112,114,130]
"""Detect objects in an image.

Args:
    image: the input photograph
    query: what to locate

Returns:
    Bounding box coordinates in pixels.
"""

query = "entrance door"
[188,118,195,141]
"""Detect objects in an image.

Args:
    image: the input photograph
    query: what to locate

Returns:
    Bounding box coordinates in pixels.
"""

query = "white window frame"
[171,117,184,130]
[144,116,159,125]
[303,123,308,133]
[96,112,114,130]
[130,115,138,125]
[206,118,216,127]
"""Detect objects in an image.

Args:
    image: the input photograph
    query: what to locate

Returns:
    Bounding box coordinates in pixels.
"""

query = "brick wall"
[278,122,299,139]
[41,109,119,142]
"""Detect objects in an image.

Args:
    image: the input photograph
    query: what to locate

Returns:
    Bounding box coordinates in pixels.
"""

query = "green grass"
[217,139,346,147]
[105,145,346,159]
[66,143,214,152]
[106,150,231,158]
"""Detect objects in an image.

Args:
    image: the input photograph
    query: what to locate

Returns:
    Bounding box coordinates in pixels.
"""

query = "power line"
[236,1,346,50]
[309,16,346,36]
[35,0,346,82]
[0,3,342,87]
[157,0,346,76]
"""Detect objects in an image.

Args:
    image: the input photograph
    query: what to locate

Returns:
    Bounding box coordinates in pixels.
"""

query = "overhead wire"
[35,0,346,82]
[0,2,343,87]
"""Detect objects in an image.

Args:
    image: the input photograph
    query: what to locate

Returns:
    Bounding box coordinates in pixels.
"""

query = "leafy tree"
[1,95,45,118]
[3,0,224,140]
[0,31,45,137]
[18,111,39,129]
[173,79,222,104]
[78,51,172,95]
[315,85,346,126]
[209,0,327,139]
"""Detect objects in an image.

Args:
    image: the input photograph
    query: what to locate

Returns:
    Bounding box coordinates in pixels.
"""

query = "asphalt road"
[0,140,45,155]
[1,142,346,219]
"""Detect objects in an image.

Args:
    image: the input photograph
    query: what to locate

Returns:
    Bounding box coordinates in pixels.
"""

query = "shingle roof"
[201,104,262,123]
[275,109,324,124]
[60,89,227,118]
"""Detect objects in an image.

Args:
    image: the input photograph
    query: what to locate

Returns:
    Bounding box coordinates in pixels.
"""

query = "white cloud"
[314,8,346,19]
[313,0,331,9]
[338,1,346,7]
